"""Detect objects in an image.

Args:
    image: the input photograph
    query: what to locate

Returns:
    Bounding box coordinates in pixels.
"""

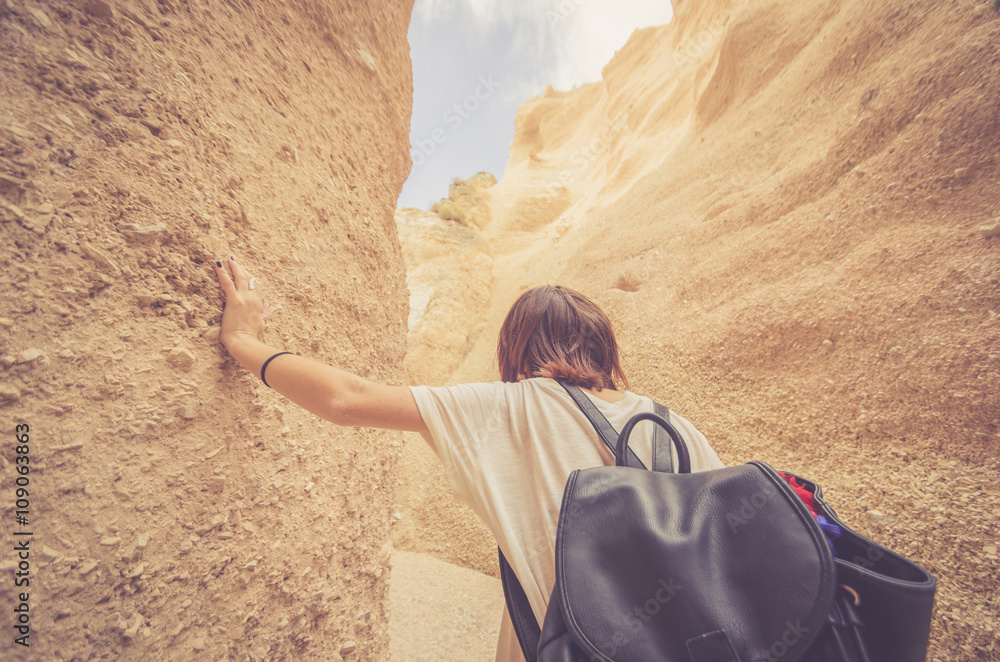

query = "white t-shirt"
[408,377,725,662]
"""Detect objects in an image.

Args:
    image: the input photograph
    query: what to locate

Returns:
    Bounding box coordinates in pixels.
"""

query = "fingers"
[227,255,248,290]
[214,260,236,298]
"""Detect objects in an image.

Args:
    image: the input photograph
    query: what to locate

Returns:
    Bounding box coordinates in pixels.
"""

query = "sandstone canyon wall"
[0,1,412,660]
[397,0,1000,658]
[393,198,497,576]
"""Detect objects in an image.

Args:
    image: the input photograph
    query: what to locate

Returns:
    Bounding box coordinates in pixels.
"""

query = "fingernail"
[216,261,222,267]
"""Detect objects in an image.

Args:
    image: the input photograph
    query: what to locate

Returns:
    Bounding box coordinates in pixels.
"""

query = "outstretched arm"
[213,257,428,434]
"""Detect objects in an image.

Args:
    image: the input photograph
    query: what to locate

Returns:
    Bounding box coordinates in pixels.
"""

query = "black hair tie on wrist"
[261,351,294,388]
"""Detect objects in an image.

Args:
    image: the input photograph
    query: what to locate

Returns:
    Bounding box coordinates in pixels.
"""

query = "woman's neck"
[581,386,625,404]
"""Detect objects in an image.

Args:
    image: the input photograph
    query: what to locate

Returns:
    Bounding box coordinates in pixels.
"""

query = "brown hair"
[496,285,629,391]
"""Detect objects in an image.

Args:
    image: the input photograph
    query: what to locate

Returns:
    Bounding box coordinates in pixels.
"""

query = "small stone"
[357,49,377,73]
[6,125,32,139]
[181,401,199,419]
[978,223,1000,239]
[195,514,224,535]
[121,532,150,562]
[6,204,25,221]
[0,317,14,327]
[83,0,114,18]
[41,546,59,562]
[141,118,163,134]
[100,536,121,546]
[57,349,74,359]
[80,242,121,276]
[29,7,52,28]
[127,563,145,578]
[125,614,143,638]
[954,167,970,181]
[165,346,196,371]
[0,385,20,404]
[16,348,45,364]
[78,559,99,575]
[82,99,113,121]
[340,641,357,656]
[119,222,166,241]
[0,175,28,197]
[166,139,184,150]
[864,510,896,526]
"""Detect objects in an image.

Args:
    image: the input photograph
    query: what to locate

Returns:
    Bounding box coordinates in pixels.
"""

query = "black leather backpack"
[498,381,936,662]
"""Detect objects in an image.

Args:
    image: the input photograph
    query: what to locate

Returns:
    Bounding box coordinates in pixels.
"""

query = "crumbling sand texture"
[395,0,1000,659]
[0,0,413,660]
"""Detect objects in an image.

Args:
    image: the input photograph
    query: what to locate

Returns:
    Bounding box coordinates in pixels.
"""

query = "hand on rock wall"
[213,255,270,347]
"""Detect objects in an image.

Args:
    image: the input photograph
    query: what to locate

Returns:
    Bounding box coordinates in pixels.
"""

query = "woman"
[213,257,725,661]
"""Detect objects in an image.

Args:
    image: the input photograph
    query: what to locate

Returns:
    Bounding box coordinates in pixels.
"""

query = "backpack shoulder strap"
[499,385,680,662]
[557,379,648,470]
[499,548,540,662]
[651,400,673,473]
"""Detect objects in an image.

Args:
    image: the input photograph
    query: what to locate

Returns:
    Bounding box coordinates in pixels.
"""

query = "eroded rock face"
[0,1,413,659]
[397,0,1000,655]
[392,203,497,576]
[396,205,493,387]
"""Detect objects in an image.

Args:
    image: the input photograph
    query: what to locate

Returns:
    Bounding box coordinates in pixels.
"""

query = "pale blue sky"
[397,0,673,209]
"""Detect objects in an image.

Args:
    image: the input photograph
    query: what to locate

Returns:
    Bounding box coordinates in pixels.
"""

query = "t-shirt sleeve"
[408,381,509,506]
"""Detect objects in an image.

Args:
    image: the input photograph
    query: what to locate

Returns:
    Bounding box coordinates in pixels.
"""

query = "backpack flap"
[548,462,836,662]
